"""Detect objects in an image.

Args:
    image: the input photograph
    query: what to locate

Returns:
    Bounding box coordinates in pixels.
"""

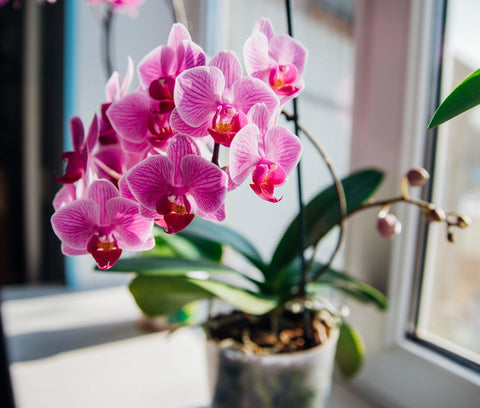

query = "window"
[411,0,480,371]
[344,1,480,406]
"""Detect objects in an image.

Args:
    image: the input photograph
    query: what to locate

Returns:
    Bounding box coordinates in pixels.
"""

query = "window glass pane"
[416,0,480,368]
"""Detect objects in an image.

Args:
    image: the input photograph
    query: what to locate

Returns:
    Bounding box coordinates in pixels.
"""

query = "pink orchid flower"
[107,89,175,155]
[138,23,206,114]
[108,24,205,154]
[173,51,279,147]
[243,17,307,105]
[229,104,302,202]
[100,57,134,145]
[51,179,154,270]
[56,115,98,184]
[126,134,227,234]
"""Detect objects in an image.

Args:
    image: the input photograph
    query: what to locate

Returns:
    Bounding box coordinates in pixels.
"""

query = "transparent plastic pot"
[206,325,339,408]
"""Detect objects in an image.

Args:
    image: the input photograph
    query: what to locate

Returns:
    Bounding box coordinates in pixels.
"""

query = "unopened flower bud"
[424,207,446,223]
[447,230,456,243]
[406,167,430,187]
[377,213,402,239]
[456,215,471,229]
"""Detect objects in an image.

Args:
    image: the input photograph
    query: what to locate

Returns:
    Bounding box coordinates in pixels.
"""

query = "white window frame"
[344,0,480,406]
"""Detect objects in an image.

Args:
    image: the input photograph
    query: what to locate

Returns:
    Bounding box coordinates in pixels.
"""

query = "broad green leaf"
[188,278,279,315]
[175,233,223,262]
[147,230,204,260]
[129,275,212,316]
[178,217,267,272]
[428,68,480,128]
[308,268,388,310]
[335,322,365,379]
[129,275,279,317]
[270,169,384,271]
[106,256,239,276]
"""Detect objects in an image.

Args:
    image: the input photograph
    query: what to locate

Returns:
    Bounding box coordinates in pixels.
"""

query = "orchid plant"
[50,17,468,378]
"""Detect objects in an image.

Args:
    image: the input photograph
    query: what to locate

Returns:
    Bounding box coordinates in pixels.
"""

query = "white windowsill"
[1,286,379,408]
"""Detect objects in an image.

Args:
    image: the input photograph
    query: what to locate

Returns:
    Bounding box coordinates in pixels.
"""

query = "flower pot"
[206,324,339,408]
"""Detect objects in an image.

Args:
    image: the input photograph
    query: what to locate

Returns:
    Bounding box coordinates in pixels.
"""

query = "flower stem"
[102,7,114,80]
[282,111,347,282]
[212,142,220,166]
[285,0,310,345]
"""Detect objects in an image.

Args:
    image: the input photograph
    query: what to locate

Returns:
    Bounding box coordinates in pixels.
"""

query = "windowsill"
[2,286,380,408]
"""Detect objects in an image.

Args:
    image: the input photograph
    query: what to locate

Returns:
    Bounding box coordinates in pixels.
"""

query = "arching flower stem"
[282,110,347,284]
[102,7,114,80]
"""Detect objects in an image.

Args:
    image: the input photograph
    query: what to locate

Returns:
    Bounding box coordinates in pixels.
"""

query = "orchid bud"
[456,215,471,229]
[377,213,402,239]
[406,167,430,187]
[424,207,446,223]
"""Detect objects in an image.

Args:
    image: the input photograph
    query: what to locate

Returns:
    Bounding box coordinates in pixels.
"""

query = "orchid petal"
[168,23,192,48]
[170,109,210,138]
[121,56,135,97]
[53,183,77,210]
[119,138,151,155]
[174,66,223,127]
[87,179,120,223]
[210,51,242,90]
[181,155,227,214]
[105,71,121,102]
[229,124,262,185]
[118,173,136,201]
[253,17,275,39]
[106,197,154,250]
[181,41,206,71]
[69,116,85,153]
[243,32,272,75]
[86,114,99,154]
[247,103,272,136]
[197,204,226,222]
[269,34,307,74]
[61,243,88,256]
[264,126,302,175]
[138,46,176,89]
[51,199,99,249]
[107,91,151,143]
[167,134,200,182]
[127,155,174,210]
[233,76,278,116]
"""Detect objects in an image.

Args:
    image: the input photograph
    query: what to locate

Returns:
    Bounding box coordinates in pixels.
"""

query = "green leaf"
[129,275,279,317]
[270,169,384,271]
[129,275,212,316]
[308,268,388,310]
[187,278,279,315]
[428,68,480,128]
[152,225,223,262]
[105,256,239,276]
[178,217,268,272]
[148,230,205,260]
[335,322,365,379]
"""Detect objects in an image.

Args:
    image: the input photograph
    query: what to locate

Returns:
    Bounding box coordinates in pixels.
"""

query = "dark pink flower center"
[55,152,86,184]
[155,194,194,234]
[268,64,300,96]
[147,113,174,146]
[208,105,248,147]
[87,234,122,270]
[250,161,286,203]
[149,77,176,114]
[98,103,118,145]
